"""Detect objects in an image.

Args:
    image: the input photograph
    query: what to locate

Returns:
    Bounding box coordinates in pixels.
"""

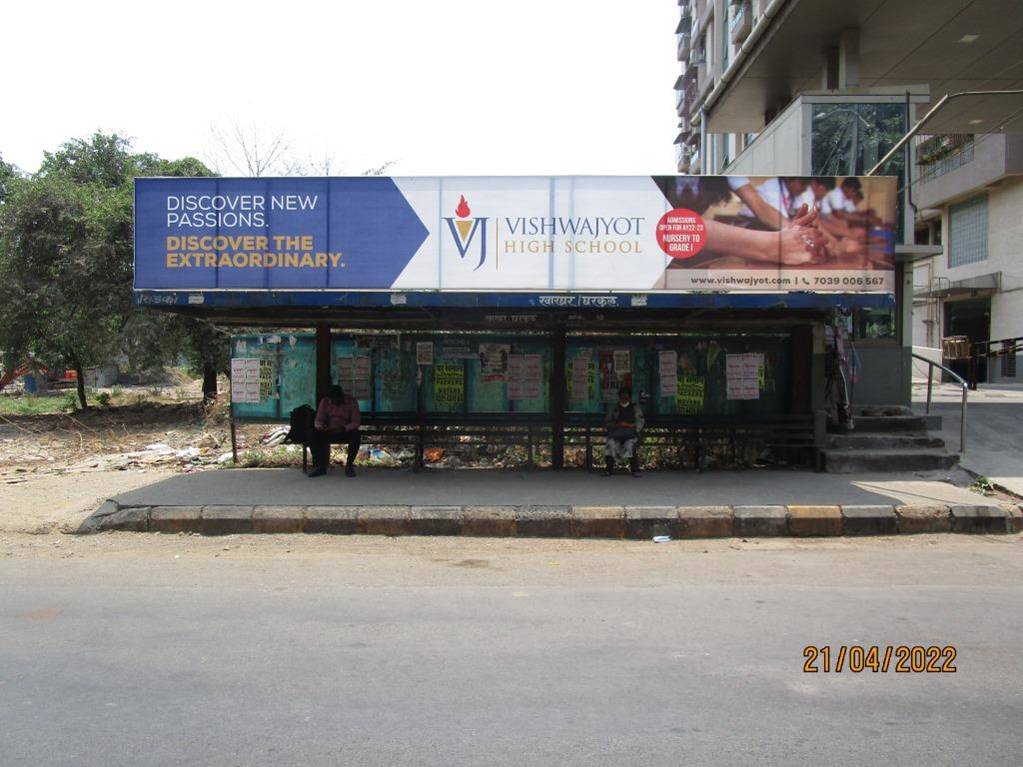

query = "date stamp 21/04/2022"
[803,645,957,673]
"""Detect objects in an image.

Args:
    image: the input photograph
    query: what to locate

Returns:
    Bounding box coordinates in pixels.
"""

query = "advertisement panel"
[134,175,896,300]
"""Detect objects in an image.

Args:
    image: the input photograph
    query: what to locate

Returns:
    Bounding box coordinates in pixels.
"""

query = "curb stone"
[253,506,306,534]
[787,505,842,537]
[409,506,463,536]
[677,506,732,538]
[80,503,149,534]
[895,505,951,534]
[151,505,202,534]
[733,506,788,537]
[356,506,410,536]
[201,505,254,536]
[571,506,625,538]
[462,506,518,537]
[303,506,358,535]
[516,505,573,537]
[840,505,897,536]
[72,501,1015,538]
[948,504,1009,534]
[624,506,677,539]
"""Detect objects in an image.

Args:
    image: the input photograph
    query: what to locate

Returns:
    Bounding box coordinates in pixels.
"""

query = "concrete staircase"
[821,405,960,473]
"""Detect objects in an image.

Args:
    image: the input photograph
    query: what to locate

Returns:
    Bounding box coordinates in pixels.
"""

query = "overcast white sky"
[3,0,680,176]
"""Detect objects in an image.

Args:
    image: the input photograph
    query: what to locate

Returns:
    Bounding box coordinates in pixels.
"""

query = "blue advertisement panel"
[134,175,897,302]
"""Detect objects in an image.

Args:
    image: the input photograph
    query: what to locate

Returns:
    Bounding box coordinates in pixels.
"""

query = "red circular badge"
[656,208,707,259]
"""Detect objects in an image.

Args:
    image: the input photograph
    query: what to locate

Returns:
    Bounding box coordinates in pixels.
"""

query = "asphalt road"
[1,533,1021,766]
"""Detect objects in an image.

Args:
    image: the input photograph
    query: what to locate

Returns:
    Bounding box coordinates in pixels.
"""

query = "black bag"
[285,404,316,444]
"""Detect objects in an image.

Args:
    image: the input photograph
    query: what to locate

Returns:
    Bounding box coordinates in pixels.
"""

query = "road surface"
[1,533,1020,766]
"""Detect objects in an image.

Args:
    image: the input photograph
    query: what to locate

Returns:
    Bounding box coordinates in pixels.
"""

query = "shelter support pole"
[230,411,238,465]
[315,322,331,404]
[551,324,567,470]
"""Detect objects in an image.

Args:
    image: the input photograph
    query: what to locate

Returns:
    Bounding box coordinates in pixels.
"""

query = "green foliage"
[96,391,112,407]
[0,133,221,408]
[0,153,20,203]
[969,476,996,496]
[0,395,70,415]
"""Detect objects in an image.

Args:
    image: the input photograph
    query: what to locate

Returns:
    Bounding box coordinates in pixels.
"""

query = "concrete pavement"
[913,381,1023,496]
[1,533,1020,766]
[110,466,993,509]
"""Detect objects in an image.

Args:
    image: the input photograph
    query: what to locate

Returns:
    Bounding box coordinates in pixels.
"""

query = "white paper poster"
[479,343,510,382]
[658,350,678,398]
[338,356,372,400]
[570,355,591,402]
[726,353,763,400]
[507,354,542,400]
[230,358,261,403]
[416,341,434,366]
[613,349,631,375]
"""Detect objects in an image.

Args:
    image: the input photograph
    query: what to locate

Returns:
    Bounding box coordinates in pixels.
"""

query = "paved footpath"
[81,466,1021,538]
[1,533,1020,767]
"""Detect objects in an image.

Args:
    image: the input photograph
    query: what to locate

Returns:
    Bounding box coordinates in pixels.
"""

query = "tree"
[0,154,19,203]
[0,134,215,409]
[206,120,305,177]
[0,173,130,408]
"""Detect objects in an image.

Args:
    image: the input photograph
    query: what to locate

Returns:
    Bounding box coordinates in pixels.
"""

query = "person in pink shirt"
[308,384,361,477]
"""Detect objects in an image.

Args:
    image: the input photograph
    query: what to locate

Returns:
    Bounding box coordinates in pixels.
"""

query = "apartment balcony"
[694,61,712,103]
[677,32,691,62]
[729,1,751,44]
[916,133,1023,209]
[675,12,691,35]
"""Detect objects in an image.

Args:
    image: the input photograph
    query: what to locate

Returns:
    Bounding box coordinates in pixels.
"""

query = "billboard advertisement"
[134,175,896,300]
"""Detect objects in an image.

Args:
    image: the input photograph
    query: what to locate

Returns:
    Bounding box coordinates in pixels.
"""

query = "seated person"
[603,385,645,478]
[308,384,361,478]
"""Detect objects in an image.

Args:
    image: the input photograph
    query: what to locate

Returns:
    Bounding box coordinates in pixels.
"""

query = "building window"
[948,195,987,268]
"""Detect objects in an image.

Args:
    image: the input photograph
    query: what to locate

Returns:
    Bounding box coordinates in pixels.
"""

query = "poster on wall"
[599,349,631,401]
[479,343,510,383]
[230,358,261,404]
[416,342,434,366]
[338,356,372,400]
[677,376,705,414]
[434,364,464,405]
[134,175,897,304]
[258,359,274,399]
[658,350,678,398]
[726,353,763,400]
[507,354,542,400]
[570,354,591,402]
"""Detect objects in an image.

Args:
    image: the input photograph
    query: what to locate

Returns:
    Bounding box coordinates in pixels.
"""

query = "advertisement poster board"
[135,175,896,300]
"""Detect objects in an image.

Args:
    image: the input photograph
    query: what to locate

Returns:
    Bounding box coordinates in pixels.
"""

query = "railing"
[913,353,967,453]
[967,337,1022,386]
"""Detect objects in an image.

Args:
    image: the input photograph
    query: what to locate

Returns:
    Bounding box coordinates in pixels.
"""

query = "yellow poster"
[434,364,464,405]
[677,375,705,415]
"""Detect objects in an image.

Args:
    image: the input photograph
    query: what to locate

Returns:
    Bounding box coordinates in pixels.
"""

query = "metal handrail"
[912,353,967,453]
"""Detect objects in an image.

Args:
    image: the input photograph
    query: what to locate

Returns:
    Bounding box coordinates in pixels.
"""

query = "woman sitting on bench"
[308,384,361,478]
[603,385,644,477]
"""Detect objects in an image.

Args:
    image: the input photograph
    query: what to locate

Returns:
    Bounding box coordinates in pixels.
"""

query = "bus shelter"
[134,174,900,469]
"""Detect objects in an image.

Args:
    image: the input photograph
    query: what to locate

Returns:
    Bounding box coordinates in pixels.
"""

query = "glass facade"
[811,102,907,240]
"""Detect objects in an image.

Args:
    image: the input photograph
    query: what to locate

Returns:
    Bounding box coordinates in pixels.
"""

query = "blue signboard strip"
[134,290,894,311]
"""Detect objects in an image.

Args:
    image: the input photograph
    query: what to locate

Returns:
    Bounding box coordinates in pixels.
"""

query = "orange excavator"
[0,364,77,392]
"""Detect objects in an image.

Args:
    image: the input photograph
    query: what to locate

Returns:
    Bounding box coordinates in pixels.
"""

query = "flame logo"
[455,195,471,218]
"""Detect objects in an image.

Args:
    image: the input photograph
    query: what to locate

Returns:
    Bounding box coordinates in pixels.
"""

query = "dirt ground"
[0,385,288,533]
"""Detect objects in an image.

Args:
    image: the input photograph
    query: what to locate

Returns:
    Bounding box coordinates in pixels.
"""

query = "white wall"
[723,99,804,176]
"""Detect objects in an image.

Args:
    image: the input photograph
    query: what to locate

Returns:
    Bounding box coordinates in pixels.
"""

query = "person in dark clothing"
[603,385,644,477]
[308,384,361,477]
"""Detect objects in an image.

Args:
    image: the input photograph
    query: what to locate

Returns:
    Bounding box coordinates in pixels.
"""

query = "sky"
[2,0,680,176]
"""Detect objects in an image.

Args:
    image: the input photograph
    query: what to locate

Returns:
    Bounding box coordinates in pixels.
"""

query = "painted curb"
[76,501,1019,538]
